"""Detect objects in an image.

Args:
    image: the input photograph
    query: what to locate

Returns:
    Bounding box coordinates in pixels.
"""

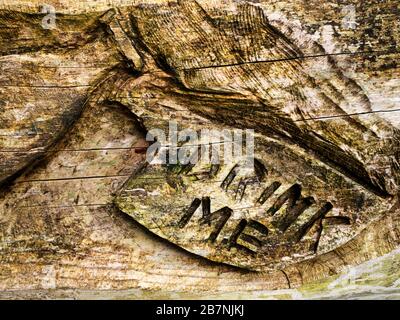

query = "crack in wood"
[181,48,400,71]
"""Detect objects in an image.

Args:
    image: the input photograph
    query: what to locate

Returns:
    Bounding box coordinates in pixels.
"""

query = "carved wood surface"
[0,0,400,299]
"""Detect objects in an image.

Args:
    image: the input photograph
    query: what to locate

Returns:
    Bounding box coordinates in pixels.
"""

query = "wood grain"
[0,0,399,298]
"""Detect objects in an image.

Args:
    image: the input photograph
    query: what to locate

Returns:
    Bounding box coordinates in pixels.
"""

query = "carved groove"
[200,206,233,242]
[257,181,282,205]
[178,197,201,228]
[293,202,334,243]
[220,165,239,190]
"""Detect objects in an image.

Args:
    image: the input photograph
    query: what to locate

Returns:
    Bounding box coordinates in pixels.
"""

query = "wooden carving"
[1,0,400,295]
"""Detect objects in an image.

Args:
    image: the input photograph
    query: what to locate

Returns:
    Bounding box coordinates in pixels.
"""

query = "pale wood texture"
[0,0,399,299]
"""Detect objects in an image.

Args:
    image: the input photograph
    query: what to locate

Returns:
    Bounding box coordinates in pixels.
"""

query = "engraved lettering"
[293,202,333,243]
[268,184,316,232]
[179,196,232,242]
[228,219,269,253]
[257,181,281,204]
[200,196,232,242]
[178,198,201,228]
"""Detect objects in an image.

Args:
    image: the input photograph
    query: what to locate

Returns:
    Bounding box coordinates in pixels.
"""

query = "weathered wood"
[0,0,399,298]
[0,11,124,185]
